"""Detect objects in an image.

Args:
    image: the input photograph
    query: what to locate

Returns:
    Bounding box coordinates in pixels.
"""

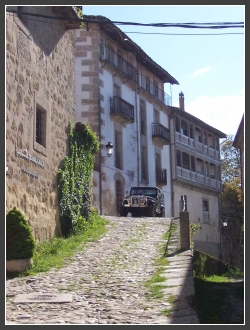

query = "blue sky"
[82,5,244,137]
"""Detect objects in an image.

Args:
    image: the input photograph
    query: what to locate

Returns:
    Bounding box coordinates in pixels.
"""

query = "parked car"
[120,186,165,217]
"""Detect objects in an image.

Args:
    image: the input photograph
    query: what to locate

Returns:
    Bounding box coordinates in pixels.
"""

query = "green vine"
[74,6,84,28]
[58,122,100,237]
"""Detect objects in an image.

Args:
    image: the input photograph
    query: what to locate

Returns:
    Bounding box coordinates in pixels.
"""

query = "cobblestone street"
[6,216,188,324]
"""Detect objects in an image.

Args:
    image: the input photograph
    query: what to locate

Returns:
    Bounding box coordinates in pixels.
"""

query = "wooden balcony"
[110,96,134,124]
[152,122,170,146]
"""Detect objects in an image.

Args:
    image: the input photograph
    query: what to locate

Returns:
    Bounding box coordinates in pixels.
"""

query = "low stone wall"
[192,249,238,277]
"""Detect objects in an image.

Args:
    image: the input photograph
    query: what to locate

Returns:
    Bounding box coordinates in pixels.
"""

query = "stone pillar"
[180,211,190,250]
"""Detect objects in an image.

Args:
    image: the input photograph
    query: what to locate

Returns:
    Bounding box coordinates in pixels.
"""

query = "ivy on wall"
[58,122,100,237]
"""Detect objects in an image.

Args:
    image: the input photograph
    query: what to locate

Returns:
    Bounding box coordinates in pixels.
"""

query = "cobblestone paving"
[6,216,196,325]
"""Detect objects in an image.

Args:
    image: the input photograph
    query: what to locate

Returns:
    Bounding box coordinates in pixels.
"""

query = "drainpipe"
[98,84,103,215]
[135,86,140,186]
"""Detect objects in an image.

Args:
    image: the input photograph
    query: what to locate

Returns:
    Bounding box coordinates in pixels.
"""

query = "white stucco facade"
[74,17,227,259]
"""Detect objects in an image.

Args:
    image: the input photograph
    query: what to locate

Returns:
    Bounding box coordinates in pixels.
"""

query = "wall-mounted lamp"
[103,142,113,157]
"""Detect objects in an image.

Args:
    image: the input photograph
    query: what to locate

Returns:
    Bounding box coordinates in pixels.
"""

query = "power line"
[6,9,244,29]
[124,31,244,36]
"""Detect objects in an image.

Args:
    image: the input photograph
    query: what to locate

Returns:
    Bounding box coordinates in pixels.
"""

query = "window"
[181,120,188,136]
[36,105,46,148]
[113,84,121,97]
[182,152,190,170]
[140,99,147,135]
[107,44,114,64]
[146,76,150,92]
[177,150,181,167]
[115,130,123,169]
[191,156,196,172]
[175,118,180,133]
[117,49,123,70]
[153,80,158,97]
[190,124,194,139]
[115,180,123,213]
[203,199,209,222]
[141,146,148,183]
[154,109,160,123]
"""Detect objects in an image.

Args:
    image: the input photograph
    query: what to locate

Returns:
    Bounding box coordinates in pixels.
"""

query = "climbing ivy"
[58,122,100,237]
[74,6,84,28]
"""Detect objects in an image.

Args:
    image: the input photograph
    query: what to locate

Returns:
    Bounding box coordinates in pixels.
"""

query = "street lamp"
[104,142,113,157]
[223,219,228,227]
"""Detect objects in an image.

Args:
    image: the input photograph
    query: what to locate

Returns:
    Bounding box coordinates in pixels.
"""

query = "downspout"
[135,85,140,186]
[219,193,222,260]
[98,84,102,215]
[169,114,175,218]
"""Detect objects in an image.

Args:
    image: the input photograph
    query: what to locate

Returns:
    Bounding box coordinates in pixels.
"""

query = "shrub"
[6,207,36,260]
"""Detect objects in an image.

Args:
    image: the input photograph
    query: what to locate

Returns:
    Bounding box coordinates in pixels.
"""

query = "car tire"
[147,206,156,217]
[161,208,165,217]
[120,207,128,217]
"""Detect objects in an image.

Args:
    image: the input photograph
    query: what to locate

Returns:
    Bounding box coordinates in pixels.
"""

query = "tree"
[220,135,244,268]
[220,134,243,220]
[220,134,241,185]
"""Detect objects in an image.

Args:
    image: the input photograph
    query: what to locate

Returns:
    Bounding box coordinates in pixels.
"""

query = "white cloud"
[173,93,244,136]
[191,66,213,76]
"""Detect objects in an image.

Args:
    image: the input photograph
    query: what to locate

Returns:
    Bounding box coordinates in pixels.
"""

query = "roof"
[169,106,227,138]
[51,6,82,30]
[82,15,179,85]
[232,114,244,149]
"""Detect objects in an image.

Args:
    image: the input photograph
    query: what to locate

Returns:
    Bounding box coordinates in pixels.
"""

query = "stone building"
[6,6,82,242]
[233,114,244,197]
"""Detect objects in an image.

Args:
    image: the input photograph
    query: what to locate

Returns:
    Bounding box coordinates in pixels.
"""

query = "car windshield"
[130,188,157,197]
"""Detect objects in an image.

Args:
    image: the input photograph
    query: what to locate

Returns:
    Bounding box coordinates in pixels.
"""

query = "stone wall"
[6,7,76,242]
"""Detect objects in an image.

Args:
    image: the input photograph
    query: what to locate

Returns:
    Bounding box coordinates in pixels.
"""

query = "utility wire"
[6,9,244,29]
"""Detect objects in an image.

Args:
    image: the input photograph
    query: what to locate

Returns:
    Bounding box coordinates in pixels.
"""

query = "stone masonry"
[6,7,78,242]
[6,216,200,325]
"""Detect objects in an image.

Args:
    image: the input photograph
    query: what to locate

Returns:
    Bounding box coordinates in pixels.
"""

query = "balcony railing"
[156,168,167,184]
[152,122,170,145]
[110,96,134,124]
[175,132,220,160]
[140,73,171,106]
[100,44,139,83]
[176,166,222,191]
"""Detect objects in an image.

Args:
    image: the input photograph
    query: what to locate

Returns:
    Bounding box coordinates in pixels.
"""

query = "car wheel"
[120,207,128,217]
[147,206,156,217]
[161,208,165,217]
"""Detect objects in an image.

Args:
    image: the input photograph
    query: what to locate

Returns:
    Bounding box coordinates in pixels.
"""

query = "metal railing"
[140,73,171,106]
[110,96,134,121]
[100,44,172,106]
[152,122,170,141]
[156,168,167,184]
[100,44,139,83]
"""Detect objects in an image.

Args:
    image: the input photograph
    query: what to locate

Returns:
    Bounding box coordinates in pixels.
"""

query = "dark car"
[120,186,165,217]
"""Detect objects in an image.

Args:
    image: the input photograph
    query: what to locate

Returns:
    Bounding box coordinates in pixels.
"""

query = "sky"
[82,5,244,137]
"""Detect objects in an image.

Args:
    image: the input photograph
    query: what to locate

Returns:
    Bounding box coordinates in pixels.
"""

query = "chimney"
[179,91,185,111]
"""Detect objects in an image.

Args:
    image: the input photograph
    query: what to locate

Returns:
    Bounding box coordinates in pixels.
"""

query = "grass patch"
[13,212,109,277]
[194,268,244,324]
